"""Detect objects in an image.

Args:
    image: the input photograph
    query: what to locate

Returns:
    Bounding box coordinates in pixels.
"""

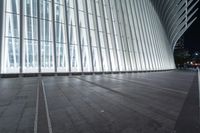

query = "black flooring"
[0,70,199,133]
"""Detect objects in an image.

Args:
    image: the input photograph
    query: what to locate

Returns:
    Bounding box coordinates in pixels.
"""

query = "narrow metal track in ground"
[34,80,53,133]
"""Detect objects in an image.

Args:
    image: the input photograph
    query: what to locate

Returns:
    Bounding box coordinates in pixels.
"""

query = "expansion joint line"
[34,80,53,133]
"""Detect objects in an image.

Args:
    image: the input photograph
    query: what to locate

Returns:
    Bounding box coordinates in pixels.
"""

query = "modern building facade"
[0,0,198,74]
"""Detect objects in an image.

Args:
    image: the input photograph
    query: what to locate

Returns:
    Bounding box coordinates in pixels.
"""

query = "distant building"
[175,37,184,50]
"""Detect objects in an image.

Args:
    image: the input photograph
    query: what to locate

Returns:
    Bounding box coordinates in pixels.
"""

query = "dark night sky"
[184,1,200,51]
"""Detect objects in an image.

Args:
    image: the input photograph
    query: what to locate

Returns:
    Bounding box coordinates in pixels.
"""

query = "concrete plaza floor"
[0,70,199,133]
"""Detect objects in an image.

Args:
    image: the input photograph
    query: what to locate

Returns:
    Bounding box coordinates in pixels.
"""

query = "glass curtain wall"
[54,0,68,72]
[23,0,38,73]
[2,0,20,73]
[1,0,176,74]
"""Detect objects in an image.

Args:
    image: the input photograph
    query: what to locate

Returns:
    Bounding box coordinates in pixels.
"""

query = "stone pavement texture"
[0,70,199,133]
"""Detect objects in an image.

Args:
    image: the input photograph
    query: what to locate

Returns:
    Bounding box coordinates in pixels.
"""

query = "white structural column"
[152,9,162,70]
[122,0,137,71]
[139,0,155,70]
[92,0,104,72]
[64,0,71,72]
[131,0,147,70]
[20,0,24,73]
[84,0,94,72]
[74,0,83,72]
[155,7,165,69]
[137,0,152,70]
[106,0,120,71]
[110,0,126,71]
[98,0,112,72]
[37,0,41,73]
[52,0,57,73]
[127,0,142,71]
[117,0,132,71]
[148,1,160,70]
[142,0,156,70]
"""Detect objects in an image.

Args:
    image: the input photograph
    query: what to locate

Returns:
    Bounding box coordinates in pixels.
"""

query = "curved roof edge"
[150,0,199,50]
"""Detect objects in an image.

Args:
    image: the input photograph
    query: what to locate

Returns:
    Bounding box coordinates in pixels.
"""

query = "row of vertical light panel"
[0,0,177,73]
[150,0,199,49]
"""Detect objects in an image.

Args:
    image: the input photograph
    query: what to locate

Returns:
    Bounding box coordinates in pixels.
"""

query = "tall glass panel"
[23,0,39,73]
[110,0,125,71]
[66,0,81,72]
[87,0,102,72]
[96,0,110,71]
[2,0,20,73]
[78,0,92,72]
[103,1,118,71]
[40,0,55,72]
[54,0,68,72]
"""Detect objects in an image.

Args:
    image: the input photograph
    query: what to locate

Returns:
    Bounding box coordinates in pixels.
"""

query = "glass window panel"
[40,0,52,20]
[107,34,113,49]
[40,20,53,41]
[97,17,103,31]
[6,0,20,14]
[124,52,131,71]
[110,49,117,71]
[55,0,64,5]
[129,52,135,70]
[70,44,81,72]
[24,17,38,40]
[66,0,74,8]
[89,14,95,30]
[117,50,125,71]
[80,28,88,46]
[23,40,38,73]
[41,41,55,72]
[105,20,110,33]
[87,0,93,14]
[77,0,84,11]
[79,12,87,28]
[55,4,65,23]
[113,21,118,35]
[82,46,92,72]
[67,8,76,26]
[90,30,97,47]
[68,25,78,44]
[99,32,105,48]
[115,35,122,50]
[5,14,20,37]
[2,38,20,73]
[101,48,109,71]
[24,0,37,17]
[92,47,101,71]
[104,6,108,19]
[56,43,68,72]
[55,23,66,43]
[96,2,101,17]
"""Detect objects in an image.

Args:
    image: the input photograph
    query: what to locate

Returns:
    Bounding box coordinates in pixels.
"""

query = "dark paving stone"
[0,70,198,133]
[174,73,200,133]
[0,78,37,133]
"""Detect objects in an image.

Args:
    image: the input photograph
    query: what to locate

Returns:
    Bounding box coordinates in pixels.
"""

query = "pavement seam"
[103,75,187,95]
[41,80,53,133]
[34,82,39,133]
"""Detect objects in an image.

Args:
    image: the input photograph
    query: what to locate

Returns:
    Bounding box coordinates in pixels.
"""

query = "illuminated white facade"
[0,0,198,74]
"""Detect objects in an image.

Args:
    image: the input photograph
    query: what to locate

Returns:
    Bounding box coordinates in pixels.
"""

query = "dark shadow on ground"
[174,73,200,133]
